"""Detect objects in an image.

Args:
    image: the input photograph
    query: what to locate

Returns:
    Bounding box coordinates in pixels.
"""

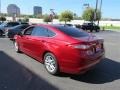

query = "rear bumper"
[76,55,104,74]
[60,51,105,74]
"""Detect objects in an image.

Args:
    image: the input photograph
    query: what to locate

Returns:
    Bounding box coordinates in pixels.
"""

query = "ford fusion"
[14,24,105,75]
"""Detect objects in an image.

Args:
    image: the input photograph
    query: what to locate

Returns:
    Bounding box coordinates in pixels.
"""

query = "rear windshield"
[54,26,89,37]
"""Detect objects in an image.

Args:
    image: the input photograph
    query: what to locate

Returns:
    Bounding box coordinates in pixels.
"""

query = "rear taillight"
[74,45,90,49]
[67,44,90,49]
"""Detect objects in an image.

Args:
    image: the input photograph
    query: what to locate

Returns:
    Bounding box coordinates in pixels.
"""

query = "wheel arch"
[42,50,60,64]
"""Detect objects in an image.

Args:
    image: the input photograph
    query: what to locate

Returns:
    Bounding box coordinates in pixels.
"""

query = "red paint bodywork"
[15,24,105,74]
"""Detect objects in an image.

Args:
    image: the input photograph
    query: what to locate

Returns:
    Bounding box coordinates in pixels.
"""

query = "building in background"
[7,4,20,17]
[33,6,42,16]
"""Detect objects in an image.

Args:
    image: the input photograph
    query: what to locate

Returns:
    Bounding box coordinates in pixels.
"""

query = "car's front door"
[25,26,50,61]
[18,26,35,56]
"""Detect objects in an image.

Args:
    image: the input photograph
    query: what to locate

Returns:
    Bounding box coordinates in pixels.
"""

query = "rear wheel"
[44,53,59,75]
[14,41,21,53]
[95,29,100,32]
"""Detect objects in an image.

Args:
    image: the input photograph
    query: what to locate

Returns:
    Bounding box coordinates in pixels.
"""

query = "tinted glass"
[88,23,93,25]
[31,26,55,37]
[1,22,7,26]
[31,27,48,37]
[9,25,21,29]
[47,30,55,37]
[24,27,34,35]
[7,22,19,27]
[21,25,29,29]
[12,25,29,29]
[55,26,89,37]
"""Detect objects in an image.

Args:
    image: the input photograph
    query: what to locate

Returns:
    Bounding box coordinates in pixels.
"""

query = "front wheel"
[44,53,59,75]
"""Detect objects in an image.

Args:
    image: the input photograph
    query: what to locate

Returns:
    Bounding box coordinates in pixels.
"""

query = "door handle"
[41,40,45,42]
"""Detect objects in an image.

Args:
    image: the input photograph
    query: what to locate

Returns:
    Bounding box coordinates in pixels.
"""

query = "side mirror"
[17,32,23,37]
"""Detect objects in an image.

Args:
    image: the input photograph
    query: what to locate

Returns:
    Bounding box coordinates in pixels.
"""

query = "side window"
[24,27,34,35]
[31,26,55,37]
[31,27,48,37]
[47,30,55,37]
[21,25,29,29]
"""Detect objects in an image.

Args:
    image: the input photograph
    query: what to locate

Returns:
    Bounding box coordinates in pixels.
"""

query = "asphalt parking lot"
[0,30,120,90]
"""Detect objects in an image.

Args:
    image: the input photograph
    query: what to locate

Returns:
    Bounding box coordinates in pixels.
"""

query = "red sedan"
[14,24,105,75]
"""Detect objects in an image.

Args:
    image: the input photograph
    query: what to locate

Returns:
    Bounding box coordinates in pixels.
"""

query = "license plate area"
[96,44,102,52]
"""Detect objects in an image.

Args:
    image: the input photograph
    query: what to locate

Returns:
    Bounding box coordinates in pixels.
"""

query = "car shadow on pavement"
[0,51,58,90]
[70,58,120,84]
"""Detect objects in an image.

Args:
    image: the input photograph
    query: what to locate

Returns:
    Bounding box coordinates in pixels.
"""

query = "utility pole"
[97,0,102,25]
[0,0,1,15]
[94,0,98,23]
[100,0,102,13]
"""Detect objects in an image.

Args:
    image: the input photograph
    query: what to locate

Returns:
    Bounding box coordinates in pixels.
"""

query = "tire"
[96,29,100,32]
[0,30,3,36]
[44,53,59,75]
[90,29,93,32]
[14,41,21,53]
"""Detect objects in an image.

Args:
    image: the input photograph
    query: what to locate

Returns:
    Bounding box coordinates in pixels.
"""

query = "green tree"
[0,16,6,22]
[82,7,101,22]
[43,14,52,24]
[54,15,59,19]
[35,14,43,19]
[59,10,73,24]
[18,18,29,23]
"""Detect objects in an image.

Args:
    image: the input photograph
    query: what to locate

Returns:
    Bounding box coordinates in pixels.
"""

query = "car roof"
[31,24,64,28]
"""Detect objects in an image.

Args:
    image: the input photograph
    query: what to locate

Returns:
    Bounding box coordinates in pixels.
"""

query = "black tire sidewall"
[0,31,3,36]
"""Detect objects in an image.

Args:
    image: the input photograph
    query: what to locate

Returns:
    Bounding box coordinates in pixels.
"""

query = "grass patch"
[101,26,120,30]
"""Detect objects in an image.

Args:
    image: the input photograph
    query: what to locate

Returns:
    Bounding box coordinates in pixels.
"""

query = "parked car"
[5,24,30,40]
[81,23,100,32]
[0,22,20,36]
[0,22,3,25]
[60,24,76,28]
[14,24,105,75]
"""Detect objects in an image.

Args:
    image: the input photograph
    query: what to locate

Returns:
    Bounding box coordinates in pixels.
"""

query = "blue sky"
[1,0,120,19]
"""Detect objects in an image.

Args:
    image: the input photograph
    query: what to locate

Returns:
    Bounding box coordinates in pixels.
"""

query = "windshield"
[0,22,7,26]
